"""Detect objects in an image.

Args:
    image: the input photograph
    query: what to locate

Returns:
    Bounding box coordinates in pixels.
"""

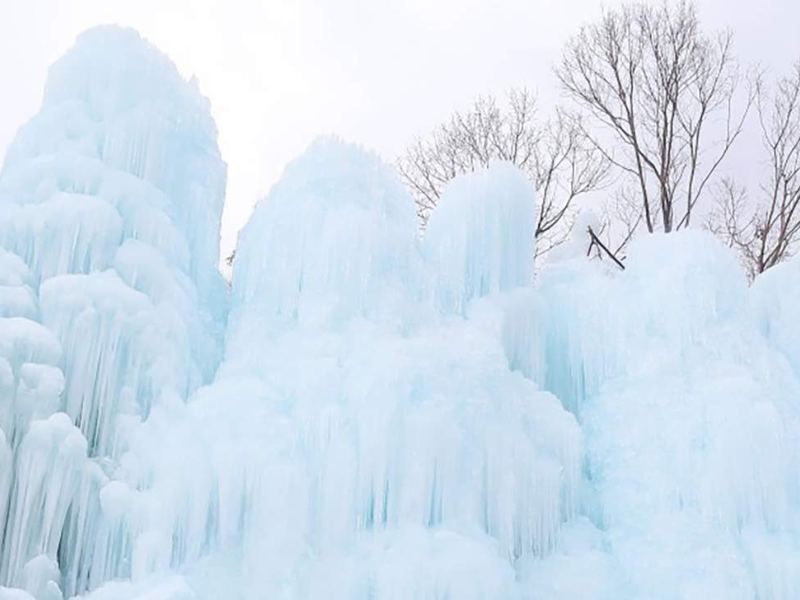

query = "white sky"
[1,0,799,262]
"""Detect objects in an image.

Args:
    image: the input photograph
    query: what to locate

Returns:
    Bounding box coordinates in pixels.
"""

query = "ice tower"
[0,26,227,598]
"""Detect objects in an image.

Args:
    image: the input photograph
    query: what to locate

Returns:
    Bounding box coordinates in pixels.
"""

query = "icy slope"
[0,26,226,599]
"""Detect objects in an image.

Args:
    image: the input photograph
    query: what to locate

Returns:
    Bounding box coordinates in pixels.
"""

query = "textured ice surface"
[2,24,800,600]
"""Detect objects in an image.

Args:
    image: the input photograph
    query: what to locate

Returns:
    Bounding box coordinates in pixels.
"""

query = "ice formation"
[1,24,800,600]
[78,139,580,599]
[0,26,226,599]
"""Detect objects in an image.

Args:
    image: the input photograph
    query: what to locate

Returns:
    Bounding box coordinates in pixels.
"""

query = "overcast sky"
[1,0,799,261]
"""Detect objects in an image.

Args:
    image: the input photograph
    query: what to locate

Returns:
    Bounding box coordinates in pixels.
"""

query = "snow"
[0,22,800,600]
[0,588,35,600]
[79,577,196,600]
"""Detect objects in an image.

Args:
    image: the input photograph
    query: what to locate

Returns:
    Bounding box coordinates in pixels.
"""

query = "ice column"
[0,26,227,598]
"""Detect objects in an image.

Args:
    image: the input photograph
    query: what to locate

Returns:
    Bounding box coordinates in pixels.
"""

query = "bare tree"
[396,89,609,256]
[599,184,645,257]
[708,63,800,277]
[557,0,752,235]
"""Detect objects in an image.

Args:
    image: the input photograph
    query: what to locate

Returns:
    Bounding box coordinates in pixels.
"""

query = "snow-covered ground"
[0,26,799,600]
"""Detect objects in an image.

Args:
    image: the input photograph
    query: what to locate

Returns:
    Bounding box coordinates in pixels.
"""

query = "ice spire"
[0,26,227,598]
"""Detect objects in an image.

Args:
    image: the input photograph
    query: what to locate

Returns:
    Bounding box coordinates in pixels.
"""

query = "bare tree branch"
[708,61,800,277]
[396,89,610,258]
[557,0,750,235]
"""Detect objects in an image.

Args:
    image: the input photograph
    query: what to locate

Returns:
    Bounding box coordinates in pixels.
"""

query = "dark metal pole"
[587,226,626,270]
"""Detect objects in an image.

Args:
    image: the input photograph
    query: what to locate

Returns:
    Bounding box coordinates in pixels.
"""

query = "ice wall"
[0,26,226,599]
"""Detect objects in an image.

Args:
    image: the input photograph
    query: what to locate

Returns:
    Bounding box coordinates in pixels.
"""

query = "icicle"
[0,414,90,588]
